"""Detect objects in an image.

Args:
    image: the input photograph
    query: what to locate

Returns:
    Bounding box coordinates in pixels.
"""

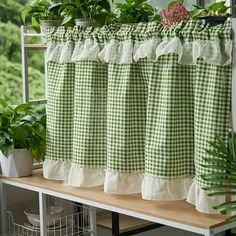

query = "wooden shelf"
[97,211,153,233]
[24,44,47,50]
[0,169,228,231]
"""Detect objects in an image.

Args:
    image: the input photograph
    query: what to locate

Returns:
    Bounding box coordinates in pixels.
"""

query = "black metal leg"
[226,229,232,236]
[112,212,120,236]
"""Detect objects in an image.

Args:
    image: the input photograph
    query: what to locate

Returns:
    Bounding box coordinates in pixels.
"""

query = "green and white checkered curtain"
[43,20,232,213]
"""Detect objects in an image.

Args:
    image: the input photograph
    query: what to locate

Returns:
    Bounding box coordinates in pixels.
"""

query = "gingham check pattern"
[46,21,232,188]
[46,62,75,161]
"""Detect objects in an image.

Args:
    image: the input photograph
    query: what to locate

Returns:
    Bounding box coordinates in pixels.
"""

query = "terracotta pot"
[0,149,33,177]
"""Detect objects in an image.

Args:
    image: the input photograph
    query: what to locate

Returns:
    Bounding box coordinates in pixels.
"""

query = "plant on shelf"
[191,0,233,25]
[201,132,236,222]
[114,0,160,24]
[58,0,113,27]
[21,0,63,33]
[160,0,190,26]
[0,101,46,177]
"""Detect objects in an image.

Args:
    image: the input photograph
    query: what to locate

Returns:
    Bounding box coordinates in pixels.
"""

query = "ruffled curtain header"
[46,20,232,66]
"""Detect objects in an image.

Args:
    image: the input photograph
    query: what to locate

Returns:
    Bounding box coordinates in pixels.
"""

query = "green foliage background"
[0,0,45,105]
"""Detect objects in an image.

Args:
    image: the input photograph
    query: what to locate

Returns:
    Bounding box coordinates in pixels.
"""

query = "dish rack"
[6,199,93,236]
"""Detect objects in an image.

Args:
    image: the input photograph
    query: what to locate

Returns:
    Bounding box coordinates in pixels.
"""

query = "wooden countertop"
[0,169,228,230]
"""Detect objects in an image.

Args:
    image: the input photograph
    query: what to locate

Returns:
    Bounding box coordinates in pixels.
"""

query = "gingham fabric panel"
[143,55,195,178]
[72,60,107,167]
[193,60,232,187]
[46,62,75,161]
[106,62,147,173]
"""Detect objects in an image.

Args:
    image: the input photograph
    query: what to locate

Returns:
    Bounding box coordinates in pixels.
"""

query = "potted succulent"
[201,132,236,221]
[21,0,63,33]
[114,0,160,25]
[59,0,113,27]
[160,0,190,26]
[191,0,233,26]
[0,101,46,177]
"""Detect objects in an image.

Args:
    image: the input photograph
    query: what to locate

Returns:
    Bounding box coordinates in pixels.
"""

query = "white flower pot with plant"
[21,0,63,42]
[59,0,113,27]
[0,149,33,177]
[0,101,46,177]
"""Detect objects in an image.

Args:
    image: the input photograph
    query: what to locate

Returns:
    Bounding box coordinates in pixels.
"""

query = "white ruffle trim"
[46,37,232,66]
[104,171,143,194]
[142,175,193,200]
[187,181,225,214]
[68,164,105,187]
[43,160,232,214]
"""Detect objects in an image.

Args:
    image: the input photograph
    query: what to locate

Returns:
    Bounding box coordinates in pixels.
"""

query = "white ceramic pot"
[0,149,33,177]
[75,19,98,27]
[40,20,63,43]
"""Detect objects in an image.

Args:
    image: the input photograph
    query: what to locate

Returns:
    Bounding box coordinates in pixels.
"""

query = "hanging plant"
[160,0,190,26]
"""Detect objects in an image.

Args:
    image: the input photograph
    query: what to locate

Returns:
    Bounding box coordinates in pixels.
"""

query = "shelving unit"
[1,169,236,236]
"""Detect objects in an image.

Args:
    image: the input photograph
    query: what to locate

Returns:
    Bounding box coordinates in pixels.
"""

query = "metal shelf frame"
[21,26,47,105]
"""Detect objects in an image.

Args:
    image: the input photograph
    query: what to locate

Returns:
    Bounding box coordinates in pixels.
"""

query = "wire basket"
[6,199,93,236]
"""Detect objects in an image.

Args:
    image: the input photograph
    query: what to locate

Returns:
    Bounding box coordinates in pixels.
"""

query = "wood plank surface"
[97,211,153,232]
[24,44,47,50]
[0,169,228,230]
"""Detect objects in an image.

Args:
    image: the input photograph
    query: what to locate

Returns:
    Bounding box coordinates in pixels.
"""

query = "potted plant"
[59,0,113,27]
[191,1,233,26]
[201,132,236,221]
[0,101,46,177]
[114,0,160,25]
[160,0,190,26]
[21,0,63,33]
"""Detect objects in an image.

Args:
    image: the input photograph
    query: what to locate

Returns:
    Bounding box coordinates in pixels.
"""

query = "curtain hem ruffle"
[187,181,225,214]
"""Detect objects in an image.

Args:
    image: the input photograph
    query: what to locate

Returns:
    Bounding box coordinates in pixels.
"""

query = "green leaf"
[168,0,184,7]
[95,0,111,12]
[31,16,40,33]
[14,103,32,113]
[209,1,226,12]
[62,15,73,25]
[21,7,33,23]
[20,115,37,123]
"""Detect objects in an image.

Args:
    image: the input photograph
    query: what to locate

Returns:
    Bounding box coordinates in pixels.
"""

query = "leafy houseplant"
[201,132,236,221]
[191,0,233,26]
[59,0,113,27]
[0,101,46,177]
[114,0,160,24]
[21,0,63,33]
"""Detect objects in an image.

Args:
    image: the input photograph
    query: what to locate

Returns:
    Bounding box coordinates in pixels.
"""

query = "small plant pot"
[75,19,98,27]
[40,20,63,42]
[199,16,229,26]
[0,149,33,177]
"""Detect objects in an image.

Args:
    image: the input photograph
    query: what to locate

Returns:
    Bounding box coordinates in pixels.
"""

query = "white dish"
[24,205,64,227]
